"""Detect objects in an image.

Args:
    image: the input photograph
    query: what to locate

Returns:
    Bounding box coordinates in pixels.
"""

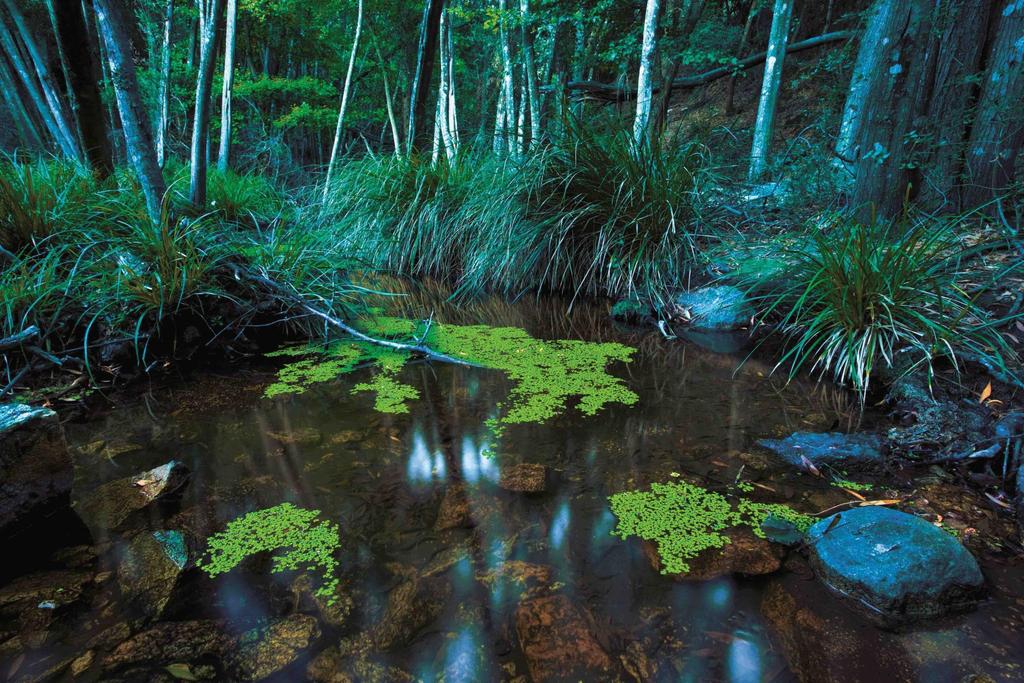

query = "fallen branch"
[549,31,856,101]
[232,267,481,369]
[0,326,40,352]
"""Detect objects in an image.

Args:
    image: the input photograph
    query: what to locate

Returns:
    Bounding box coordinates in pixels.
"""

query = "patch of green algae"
[609,480,816,575]
[197,503,341,604]
[264,317,638,429]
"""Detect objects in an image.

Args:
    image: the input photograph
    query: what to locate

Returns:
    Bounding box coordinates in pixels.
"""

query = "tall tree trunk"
[436,6,455,162]
[189,0,221,207]
[630,0,663,148]
[2,0,80,159]
[156,0,173,167]
[374,40,401,155]
[407,0,444,154]
[446,19,458,148]
[835,0,894,168]
[497,0,516,156]
[0,52,43,149]
[493,75,507,153]
[747,0,793,181]
[850,0,939,217]
[724,0,757,116]
[0,3,79,158]
[93,0,166,225]
[654,0,705,133]
[216,0,236,171]
[53,0,113,175]
[963,0,1024,209]
[44,0,83,152]
[519,0,541,149]
[323,0,363,201]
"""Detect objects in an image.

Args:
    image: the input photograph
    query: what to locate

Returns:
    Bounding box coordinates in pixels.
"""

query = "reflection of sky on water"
[461,435,498,484]
[406,426,447,484]
[726,631,764,683]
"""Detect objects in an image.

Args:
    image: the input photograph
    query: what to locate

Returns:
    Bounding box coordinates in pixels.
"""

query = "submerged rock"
[673,285,753,331]
[370,576,451,650]
[435,482,474,531]
[806,507,984,625]
[643,527,784,581]
[757,432,884,470]
[0,403,72,539]
[307,644,414,683]
[514,594,615,682]
[291,574,354,628]
[499,463,548,494]
[74,460,190,533]
[117,530,189,621]
[102,620,232,671]
[887,401,986,455]
[230,614,321,681]
[761,581,915,683]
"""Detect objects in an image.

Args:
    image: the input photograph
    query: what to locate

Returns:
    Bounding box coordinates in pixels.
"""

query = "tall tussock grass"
[322,116,711,301]
[737,214,1021,394]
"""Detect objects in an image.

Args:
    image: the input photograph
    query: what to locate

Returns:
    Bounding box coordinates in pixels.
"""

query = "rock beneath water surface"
[758,432,884,470]
[230,614,321,681]
[643,527,784,581]
[117,530,189,621]
[761,581,915,683]
[499,463,548,493]
[74,460,190,533]
[435,482,474,530]
[806,507,984,625]
[514,594,615,682]
[673,285,753,331]
[0,403,73,539]
[102,620,232,671]
[370,576,451,650]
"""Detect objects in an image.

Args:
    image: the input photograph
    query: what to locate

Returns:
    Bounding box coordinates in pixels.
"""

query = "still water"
[6,296,1022,681]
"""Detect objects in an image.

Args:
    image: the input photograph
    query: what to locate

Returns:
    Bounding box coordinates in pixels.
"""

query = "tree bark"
[53,0,113,175]
[407,0,444,154]
[748,0,793,181]
[93,0,166,225]
[189,0,221,207]
[437,6,456,162]
[217,0,237,171]
[44,0,83,152]
[850,0,938,217]
[323,0,362,200]
[963,0,1024,209]
[519,0,541,149]
[497,0,516,157]
[2,0,80,159]
[835,0,895,168]
[156,0,172,167]
[633,0,662,147]
[0,51,44,149]
[373,40,401,155]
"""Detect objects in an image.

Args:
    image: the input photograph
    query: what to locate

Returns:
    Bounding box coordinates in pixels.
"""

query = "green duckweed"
[197,503,341,603]
[609,480,815,575]
[831,478,874,492]
[265,317,638,428]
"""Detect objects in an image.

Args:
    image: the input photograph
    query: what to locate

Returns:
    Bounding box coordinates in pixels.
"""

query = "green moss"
[265,317,638,429]
[831,478,874,492]
[197,503,341,604]
[609,480,815,575]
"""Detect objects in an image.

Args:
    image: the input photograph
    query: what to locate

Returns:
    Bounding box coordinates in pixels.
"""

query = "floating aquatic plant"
[831,478,874,492]
[197,503,341,603]
[264,317,638,429]
[609,480,815,575]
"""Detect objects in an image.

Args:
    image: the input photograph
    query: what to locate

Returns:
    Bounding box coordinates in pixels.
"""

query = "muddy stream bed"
[2,296,1022,682]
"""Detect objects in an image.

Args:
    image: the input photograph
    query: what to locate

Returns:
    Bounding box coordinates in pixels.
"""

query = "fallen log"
[548,31,855,102]
[0,326,40,352]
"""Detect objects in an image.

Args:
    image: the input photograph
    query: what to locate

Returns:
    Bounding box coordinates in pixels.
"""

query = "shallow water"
[5,297,1023,682]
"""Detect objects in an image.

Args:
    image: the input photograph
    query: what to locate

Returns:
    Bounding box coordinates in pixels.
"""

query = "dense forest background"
[0,0,1022,396]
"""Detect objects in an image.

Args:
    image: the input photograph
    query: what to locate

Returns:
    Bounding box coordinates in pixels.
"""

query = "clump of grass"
[207,169,287,226]
[532,114,710,299]
[0,156,98,253]
[741,214,1020,394]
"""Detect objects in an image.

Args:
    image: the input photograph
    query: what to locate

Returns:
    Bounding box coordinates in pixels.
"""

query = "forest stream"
[3,296,1021,682]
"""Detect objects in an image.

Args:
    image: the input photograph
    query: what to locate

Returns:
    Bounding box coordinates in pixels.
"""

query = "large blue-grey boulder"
[807,507,984,625]
[674,285,753,331]
[757,431,884,470]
